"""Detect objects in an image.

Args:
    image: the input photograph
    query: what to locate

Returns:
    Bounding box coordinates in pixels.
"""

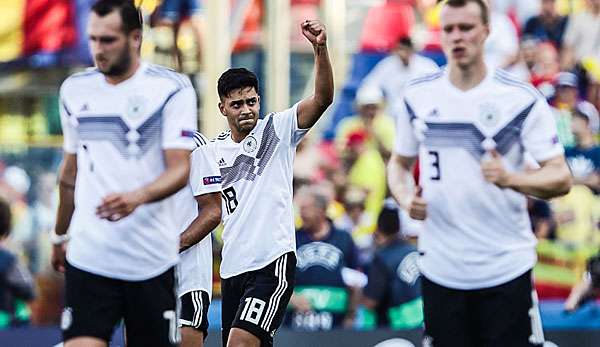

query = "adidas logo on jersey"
[219,158,227,166]
[80,103,89,112]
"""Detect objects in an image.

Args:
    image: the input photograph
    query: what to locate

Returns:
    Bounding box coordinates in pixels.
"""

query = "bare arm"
[51,153,77,272]
[55,154,77,236]
[179,192,222,253]
[387,153,426,219]
[96,149,191,221]
[483,152,572,199]
[297,20,334,129]
[343,286,361,328]
[387,153,417,209]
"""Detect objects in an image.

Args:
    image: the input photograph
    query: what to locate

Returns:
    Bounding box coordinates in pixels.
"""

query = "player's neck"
[448,59,487,92]
[104,59,141,85]
[230,128,251,143]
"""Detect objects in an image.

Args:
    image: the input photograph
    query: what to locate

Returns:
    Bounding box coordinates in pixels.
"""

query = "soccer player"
[387,0,572,346]
[207,20,333,347]
[51,1,197,346]
[175,131,222,347]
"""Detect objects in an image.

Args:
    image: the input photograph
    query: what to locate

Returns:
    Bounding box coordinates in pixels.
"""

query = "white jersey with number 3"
[394,68,564,290]
[201,103,307,279]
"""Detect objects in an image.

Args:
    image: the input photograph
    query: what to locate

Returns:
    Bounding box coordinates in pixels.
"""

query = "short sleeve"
[189,144,221,196]
[162,86,198,150]
[363,256,388,302]
[521,98,565,163]
[393,100,419,157]
[59,92,79,154]
[274,102,308,147]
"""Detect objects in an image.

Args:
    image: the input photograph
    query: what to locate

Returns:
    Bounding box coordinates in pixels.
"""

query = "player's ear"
[218,102,226,116]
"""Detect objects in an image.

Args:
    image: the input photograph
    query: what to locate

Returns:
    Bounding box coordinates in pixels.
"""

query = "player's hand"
[96,190,147,222]
[301,19,327,46]
[481,149,511,188]
[51,244,67,273]
[409,186,427,220]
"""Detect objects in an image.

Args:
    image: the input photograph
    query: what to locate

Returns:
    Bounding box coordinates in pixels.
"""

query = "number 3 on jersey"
[222,186,239,214]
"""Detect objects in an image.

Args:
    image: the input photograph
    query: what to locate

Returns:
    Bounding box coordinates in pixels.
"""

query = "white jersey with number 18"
[199,103,308,279]
[394,68,564,290]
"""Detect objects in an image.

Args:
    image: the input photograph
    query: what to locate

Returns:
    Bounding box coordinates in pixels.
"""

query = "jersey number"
[240,297,266,325]
[429,151,441,181]
[222,187,238,214]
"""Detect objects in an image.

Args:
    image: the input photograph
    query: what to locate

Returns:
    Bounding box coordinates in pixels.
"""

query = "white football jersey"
[203,103,307,278]
[59,63,197,280]
[175,132,220,297]
[394,68,564,290]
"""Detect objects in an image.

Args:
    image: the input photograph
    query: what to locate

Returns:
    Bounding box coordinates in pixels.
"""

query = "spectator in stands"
[286,189,360,331]
[334,187,375,267]
[153,0,204,72]
[527,197,556,240]
[523,0,569,49]
[485,2,520,68]
[336,86,395,160]
[561,0,600,70]
[565,101,600,192]
[0,197,35,329]
[361,202,422,329]
[552,72,580,147]
[361,37,439,113]
[530,42,561,95]
[505,35,539,82]
[565,252,600,312]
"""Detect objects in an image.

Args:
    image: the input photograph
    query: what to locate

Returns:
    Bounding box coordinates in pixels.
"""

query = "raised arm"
[297,19,334,129]
[96,148,191,221]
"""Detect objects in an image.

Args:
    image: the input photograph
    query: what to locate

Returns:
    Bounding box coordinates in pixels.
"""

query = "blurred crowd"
[1,0,600,332]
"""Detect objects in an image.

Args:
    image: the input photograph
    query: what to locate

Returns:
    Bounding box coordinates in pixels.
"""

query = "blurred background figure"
[523,0,568,49]
[561,0,600,70]
[152,0,205,72]
[552,72,581,147]
[361,37,439,113]
[361,202,422,330]
[565,101,600,193]
[0,197,35,329]
[286,188,360,331]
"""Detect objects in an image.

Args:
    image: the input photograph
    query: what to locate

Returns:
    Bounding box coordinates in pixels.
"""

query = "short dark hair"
[397,36,413,49]
[91,0,142,34]
[0,197,11,239]
[217,68,259,99]
[377,206,400,236]
[444,0,489,25]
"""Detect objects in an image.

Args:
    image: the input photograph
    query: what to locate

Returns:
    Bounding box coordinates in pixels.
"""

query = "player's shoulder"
[492,68,543,99]
[213,129,232,142]
[144,63,193,89]
[60,68,101,93]
[404,69,445,93]
[190,130,210,148]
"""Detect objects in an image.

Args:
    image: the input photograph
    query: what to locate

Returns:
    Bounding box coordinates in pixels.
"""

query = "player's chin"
[238,119,256,131]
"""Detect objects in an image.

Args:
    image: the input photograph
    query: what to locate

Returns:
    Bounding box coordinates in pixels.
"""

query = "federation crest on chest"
[478,102,501,128]
[243,135,258,153]
[125,95,147,119]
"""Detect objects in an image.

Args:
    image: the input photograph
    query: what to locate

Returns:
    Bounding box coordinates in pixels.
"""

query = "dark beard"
[100,43,131,77]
